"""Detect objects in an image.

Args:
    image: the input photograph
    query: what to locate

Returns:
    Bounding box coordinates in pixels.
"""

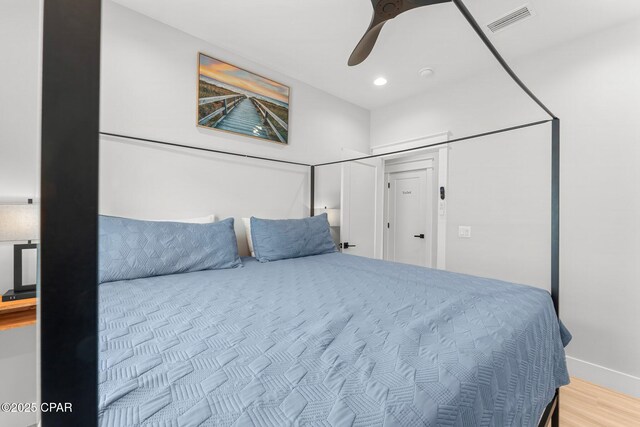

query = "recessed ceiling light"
[419,68,434,78]
[373,77,388,86]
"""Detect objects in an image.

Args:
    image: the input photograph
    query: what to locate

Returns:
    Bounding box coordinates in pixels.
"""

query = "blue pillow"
[250,214,337,262]
[99,216,242,284]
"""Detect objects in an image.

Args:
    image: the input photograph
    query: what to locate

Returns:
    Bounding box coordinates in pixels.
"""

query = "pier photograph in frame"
[197,53,290,144]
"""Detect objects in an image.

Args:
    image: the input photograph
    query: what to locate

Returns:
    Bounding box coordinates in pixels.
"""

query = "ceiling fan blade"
[348,21,387,66]
[348,0,453,66]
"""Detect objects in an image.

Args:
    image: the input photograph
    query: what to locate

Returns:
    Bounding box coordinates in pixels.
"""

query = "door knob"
[413,234,425,239]
[341,242,357,249]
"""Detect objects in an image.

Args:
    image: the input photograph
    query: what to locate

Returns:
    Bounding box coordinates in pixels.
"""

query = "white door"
[340,158,383,258]
[386,168,435,267]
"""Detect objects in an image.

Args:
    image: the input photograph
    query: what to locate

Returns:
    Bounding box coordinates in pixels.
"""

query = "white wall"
[100,2,370,255]
[445,124,551,289]
[0,0,40,426]
[371,19,640,396]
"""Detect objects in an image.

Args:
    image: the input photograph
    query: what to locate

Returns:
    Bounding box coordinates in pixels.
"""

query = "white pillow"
[242,218,255,257]
[144,214,216,224]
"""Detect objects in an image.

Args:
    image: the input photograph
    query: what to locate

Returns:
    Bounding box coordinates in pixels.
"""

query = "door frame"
[382,147,448,269]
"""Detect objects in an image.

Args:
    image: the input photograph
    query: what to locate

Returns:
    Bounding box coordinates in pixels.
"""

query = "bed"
[99,253,570,426]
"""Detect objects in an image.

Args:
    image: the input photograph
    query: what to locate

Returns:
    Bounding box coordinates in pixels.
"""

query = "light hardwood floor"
[560,377,640,426]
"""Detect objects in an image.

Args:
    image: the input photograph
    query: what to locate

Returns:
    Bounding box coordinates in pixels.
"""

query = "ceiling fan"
[348,0,452,66]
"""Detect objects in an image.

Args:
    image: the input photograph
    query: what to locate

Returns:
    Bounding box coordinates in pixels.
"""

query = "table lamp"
[0,199,39,301]
[315,206,341,227]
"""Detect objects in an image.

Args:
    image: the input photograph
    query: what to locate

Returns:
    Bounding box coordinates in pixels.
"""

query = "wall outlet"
[458,226,471,238]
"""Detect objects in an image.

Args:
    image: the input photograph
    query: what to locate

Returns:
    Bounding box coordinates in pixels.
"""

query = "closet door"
[340,157,383,259]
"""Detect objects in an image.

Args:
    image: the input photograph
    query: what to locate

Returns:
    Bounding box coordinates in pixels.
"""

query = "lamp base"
[2,289,37,302]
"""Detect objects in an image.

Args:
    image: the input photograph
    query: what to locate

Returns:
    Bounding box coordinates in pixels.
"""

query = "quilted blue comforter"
[99,253,570,426]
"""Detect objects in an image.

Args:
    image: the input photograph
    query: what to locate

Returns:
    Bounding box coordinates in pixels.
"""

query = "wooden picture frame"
[197,52,290,145]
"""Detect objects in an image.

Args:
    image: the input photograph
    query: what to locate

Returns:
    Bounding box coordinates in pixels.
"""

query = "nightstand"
[0,297,37,331]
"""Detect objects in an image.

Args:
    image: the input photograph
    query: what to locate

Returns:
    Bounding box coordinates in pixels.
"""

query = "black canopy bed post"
[550,118,560,427]
[551,118,560,317]
[41,0,101,425]
[451,2,560,425]
[310,165,315,217]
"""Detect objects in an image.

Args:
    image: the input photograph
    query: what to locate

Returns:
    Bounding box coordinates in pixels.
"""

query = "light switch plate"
[458,226,471,238]
[438,200,446,216]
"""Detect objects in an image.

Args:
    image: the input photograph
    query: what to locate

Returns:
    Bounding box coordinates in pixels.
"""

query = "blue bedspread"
[99,253,570,426]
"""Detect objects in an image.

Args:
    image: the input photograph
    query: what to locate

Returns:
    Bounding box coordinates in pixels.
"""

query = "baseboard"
[566,356,640,397]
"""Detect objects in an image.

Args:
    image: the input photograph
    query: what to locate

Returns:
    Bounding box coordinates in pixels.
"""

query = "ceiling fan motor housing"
[376,0,403,19]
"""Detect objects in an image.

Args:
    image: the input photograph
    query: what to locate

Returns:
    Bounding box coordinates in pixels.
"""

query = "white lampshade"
[326,209,340,227]
[316,207,340,227]
[0,202,40,242]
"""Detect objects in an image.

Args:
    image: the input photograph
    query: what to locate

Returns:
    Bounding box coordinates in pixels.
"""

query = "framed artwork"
[197,52,290,144]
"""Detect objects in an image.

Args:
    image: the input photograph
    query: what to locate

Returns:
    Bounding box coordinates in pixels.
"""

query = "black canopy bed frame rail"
[40,0,560,425]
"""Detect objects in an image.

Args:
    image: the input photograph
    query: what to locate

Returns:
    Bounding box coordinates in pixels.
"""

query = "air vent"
[487,5,532,33]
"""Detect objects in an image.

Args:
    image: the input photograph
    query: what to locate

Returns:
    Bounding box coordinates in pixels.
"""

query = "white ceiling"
[112,0,640,110]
